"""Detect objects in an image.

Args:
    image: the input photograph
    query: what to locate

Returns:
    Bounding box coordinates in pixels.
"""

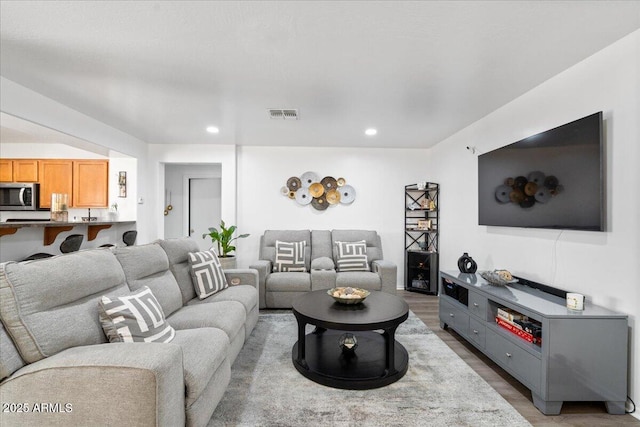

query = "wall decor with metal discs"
[282,172,356,211]
[495,171,563,208]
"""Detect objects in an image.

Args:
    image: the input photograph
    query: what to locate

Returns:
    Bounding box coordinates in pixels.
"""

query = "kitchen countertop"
[0,220,135,227]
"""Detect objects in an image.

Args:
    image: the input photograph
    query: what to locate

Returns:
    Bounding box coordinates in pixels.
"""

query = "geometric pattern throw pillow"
[273,240,307,272]
[98,286,176,343]
[335,240,369,272]
[188,250,228,299]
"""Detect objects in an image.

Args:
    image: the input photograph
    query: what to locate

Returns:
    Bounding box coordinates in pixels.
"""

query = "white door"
[189,178,221,251]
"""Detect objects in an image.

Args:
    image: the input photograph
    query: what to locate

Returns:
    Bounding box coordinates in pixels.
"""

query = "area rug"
[208,312,532,426]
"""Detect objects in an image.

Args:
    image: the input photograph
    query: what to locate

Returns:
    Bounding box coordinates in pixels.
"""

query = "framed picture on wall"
[118,171,127,197]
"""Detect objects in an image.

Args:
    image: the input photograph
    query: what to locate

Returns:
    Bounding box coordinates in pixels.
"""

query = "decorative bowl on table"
[327,287,370,304]
[479,270,518,286]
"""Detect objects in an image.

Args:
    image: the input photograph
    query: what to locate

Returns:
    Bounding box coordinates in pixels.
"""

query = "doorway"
[163,164,221,251]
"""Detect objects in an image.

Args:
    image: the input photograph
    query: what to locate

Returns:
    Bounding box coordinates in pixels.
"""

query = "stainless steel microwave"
[0,183,41,211]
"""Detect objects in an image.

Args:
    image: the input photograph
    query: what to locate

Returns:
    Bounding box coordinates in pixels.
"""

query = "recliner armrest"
[224,268,258,289]
[372,259,397,294]
[311,256,335,270]
[249,260,272,309]
[0,343,185,426]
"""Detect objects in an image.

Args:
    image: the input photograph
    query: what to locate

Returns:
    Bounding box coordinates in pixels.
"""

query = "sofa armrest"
[249,260,272,309]
[311,256,335,270]
[224,268,258,289]
[372,259,397,294]
[0,343,185,427]
[311,257,336,291]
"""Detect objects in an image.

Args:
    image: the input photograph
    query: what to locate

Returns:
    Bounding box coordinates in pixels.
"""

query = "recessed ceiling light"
[365,128,377,136]
[206,126,219,134]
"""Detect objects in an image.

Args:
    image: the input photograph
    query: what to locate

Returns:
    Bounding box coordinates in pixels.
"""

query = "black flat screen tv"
[478,112,604,231]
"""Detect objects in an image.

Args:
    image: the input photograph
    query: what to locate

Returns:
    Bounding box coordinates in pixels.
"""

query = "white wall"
[236,146,430,284]
[427,30,639,409]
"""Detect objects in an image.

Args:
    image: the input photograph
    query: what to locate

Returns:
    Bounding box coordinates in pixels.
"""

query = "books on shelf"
[495,309,542,346]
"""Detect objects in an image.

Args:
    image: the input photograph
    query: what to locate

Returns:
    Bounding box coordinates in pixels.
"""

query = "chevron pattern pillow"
[98,286,175,343]
[188,250,228,299]
[335,240,369,272]
[273,240,307,272]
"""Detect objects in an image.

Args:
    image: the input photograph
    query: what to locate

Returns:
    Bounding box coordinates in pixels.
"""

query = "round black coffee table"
[292,290,409,389]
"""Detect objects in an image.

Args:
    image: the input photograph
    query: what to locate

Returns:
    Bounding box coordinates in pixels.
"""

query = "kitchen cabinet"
[73,160,109,207]
[38,160,73,208]
[0,159,38,182]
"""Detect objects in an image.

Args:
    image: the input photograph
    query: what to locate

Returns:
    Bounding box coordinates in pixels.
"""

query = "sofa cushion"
[171,328,229,409]
[261,230,311,271]
[0,320,25,380]
[114,244,183,317]
[273,240,307,272]
[157,238,199,304]
[336,271,382,290]
[167,301,245,343]
[187,285,258,316]
[265,272,311,292]
[188,250,228,299]
[0,249,129,363]
[335,240,369,272]
[99,286,176,343]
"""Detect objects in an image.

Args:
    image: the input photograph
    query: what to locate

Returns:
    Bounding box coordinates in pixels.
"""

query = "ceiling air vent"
[268,109,299,120]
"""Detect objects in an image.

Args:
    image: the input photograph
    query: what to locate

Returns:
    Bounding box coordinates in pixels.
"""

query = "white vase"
[218,256,236,270]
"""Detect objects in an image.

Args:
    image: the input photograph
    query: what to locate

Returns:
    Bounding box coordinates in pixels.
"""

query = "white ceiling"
[1,1,639,149]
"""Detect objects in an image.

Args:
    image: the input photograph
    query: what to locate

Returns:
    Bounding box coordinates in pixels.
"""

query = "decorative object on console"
[282,171,356,210]
[479,269,517,286]
[566,292,585,310]
[457,252,478,273]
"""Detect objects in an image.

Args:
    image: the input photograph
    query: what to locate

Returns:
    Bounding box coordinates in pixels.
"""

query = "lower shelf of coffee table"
[292,329,408,390]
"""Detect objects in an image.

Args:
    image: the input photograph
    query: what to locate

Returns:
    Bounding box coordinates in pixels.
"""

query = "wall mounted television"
[478,112,604,231]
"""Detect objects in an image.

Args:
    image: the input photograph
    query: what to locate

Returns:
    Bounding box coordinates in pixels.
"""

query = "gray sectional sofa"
[250,229,397,308]
[0,237,258,427]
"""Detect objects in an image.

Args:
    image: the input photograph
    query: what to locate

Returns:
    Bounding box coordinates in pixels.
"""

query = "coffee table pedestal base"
[292,329,408,390]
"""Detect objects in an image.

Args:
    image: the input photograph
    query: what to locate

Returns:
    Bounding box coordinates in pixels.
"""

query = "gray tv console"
[439,271,628,415]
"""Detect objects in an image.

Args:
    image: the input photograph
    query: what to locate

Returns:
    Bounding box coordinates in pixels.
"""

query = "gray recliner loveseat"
[0,237,258,427]
[250,229,397,309]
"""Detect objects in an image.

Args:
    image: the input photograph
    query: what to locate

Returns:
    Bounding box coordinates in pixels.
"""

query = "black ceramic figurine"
[457,252,478,274]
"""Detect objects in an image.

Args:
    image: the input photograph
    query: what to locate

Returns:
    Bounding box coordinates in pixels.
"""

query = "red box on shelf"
[496,317,541,345]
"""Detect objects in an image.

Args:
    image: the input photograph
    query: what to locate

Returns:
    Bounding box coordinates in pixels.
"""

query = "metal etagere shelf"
[404,182,439,295]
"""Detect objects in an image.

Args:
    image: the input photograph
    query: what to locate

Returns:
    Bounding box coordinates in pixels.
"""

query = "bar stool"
[23,234,84,261]
[122,230,137,246]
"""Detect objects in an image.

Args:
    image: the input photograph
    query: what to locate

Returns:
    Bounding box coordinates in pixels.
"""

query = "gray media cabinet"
[439,271,628,415]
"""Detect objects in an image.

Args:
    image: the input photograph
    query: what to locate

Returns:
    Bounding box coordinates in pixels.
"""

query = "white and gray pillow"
[273,240,307,272]
[188,249,228,299]
[335,240,369,272]
[98,286,175,343]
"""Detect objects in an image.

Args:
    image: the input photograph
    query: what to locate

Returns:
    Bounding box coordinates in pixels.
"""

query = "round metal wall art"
[282,171,356,211]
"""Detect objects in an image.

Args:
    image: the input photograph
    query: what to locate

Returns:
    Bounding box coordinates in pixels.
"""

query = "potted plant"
[203,220,249,269]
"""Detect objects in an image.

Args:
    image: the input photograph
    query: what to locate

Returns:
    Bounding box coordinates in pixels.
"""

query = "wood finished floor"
[398,290,639,427]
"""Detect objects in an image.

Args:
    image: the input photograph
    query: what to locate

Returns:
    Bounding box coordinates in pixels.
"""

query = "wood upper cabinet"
[39,160,73,208]
[0,159,38,182]
[73,160,109,207]
[0,159,13,182]
[13,159,39,182]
